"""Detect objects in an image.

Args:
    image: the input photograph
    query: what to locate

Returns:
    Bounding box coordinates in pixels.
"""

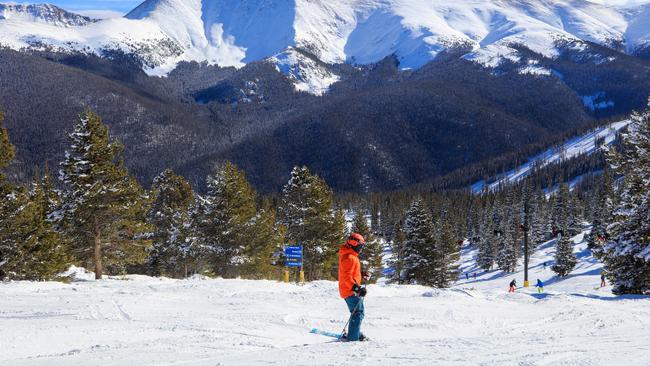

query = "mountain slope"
[471,120,630,193]
[2,0,650,85]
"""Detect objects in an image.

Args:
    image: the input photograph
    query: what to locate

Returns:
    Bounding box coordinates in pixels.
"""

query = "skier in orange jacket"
[338,233,368,341]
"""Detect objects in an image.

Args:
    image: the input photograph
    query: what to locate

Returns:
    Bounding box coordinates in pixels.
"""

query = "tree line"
[0,109,382,281]
[1,101,649,295]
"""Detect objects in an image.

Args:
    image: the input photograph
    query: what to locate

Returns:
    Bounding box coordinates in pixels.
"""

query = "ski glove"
[352,284,367,297]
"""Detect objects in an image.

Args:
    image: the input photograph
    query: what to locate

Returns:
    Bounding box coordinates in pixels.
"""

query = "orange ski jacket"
[338,245,362,298]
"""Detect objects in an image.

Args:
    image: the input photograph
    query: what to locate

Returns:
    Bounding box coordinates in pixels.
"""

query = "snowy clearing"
[2,234,649,366]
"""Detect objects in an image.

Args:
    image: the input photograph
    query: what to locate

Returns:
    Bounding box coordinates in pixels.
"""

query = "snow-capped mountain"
[2,0,650,94]
[0,4,95,27]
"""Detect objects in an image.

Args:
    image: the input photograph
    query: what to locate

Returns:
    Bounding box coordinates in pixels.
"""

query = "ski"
[310,328,343,339]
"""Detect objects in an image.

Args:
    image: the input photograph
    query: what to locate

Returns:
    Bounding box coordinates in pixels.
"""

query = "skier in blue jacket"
[535,279,544,293]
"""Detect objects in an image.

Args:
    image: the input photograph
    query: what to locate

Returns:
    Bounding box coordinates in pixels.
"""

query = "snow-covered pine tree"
[59,110,151,279]
[0,174,71,281]
[551,183,570,238]
[498,210,519,272]
[279,166,346,280]
[529,189,547,252]
[588,168,614,258]
[552,229,577,277]
[198,162,257,278]
[403,199,437,285]
[566,192,583,237]
[476,222,495,271]
[602,100,650,294]
[352,210,383,283]
[147,169,194,278]
[497,194,519,272]
[388,221,407,284]
[476,200,496,271]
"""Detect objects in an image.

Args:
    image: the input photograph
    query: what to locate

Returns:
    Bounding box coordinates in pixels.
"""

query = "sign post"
[284,245,304,284]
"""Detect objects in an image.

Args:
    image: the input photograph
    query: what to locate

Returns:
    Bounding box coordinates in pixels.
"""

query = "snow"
[268,48,340,96]
[472,120,630,193]
[2,0,650,93]
[519,63,553,76]
[0,4,95,27]
[2,230,649,365]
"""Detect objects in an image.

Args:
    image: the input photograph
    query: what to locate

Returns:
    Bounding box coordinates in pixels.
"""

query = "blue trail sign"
[285,245,303,268]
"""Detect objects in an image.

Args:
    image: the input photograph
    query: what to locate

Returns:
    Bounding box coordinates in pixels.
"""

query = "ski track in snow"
[2,233,650,365]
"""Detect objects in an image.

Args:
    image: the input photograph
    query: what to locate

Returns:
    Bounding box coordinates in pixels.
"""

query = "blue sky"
[8,1,143,15]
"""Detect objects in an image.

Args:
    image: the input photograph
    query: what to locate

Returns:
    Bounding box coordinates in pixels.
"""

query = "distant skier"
[600,273,607,287]
[543,262,547,270]
[509,279,517,293]
[338,233,368,342]
[466,273,469,280]
[535,279,544,293]
[473,272,477,280]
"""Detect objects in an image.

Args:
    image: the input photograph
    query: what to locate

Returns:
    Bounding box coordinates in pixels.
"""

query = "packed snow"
[472,120,630,193]
[1,230,649,365]
[2,0,650,93]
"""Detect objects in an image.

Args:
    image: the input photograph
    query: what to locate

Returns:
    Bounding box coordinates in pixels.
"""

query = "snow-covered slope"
[2,231,649,365]
[2,0,650,93]
[458,230,605,294]
[472,120,630,193]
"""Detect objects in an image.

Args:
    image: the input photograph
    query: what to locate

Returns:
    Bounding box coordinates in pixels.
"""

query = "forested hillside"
[2,46,650,192]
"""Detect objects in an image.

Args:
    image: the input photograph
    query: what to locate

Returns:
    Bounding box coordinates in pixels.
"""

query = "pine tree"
[147,169,194,278]
[529,189,547,252]
[370,201,380,234]
[242,200,286,279]
[0,175,71,280]
[552,230,577,277]
[0,111,16,279]
[496,195,519,273]
[566,193,582,237]
[403,199,437,285]
[197,162,257,278]
[279,166,345,280]
[388,221,407,284]
[435,220,461,287]
[0,112,15,181]
[588,169,614,258]
[59,109,151,279]
[476,201,496,271]
[551,183,570,238]
[352,210,383,283]
[602,100,650,294]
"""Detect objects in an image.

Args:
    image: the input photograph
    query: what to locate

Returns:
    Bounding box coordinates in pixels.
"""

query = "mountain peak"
[1,0,650,90]
[0,3,96,27]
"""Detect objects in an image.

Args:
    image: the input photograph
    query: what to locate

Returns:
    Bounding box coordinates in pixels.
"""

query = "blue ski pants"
[344,295,365,341]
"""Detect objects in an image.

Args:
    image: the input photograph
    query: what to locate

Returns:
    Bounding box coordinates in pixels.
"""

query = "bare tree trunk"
[94,216,103,280]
